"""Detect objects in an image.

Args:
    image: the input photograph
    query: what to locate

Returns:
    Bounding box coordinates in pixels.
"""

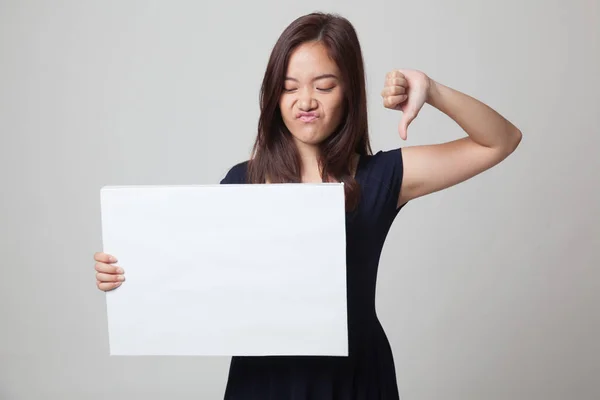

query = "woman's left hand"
[381,69,432,140]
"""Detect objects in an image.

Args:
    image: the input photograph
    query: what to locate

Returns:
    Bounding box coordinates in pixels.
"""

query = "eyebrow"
[285,74,339,82]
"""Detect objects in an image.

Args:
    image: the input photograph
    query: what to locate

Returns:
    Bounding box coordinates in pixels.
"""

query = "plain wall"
[1,0,598,399]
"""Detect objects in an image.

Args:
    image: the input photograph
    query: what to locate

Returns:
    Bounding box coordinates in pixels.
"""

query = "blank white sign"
[100,183,348,356]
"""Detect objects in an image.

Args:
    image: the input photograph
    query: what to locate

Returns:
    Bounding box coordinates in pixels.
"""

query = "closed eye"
[282,86,335,93]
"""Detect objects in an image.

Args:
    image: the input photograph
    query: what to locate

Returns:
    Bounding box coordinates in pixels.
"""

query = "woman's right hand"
[94,252,125,291]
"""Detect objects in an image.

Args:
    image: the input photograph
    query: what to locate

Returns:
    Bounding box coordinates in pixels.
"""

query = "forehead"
[286,41,340,78]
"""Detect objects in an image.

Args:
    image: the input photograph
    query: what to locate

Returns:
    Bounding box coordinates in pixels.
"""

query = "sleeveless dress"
[219,148,406,400]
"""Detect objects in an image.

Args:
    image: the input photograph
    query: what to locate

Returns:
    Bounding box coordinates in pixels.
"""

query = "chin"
[292,133,327,146]
[290,126,332,146]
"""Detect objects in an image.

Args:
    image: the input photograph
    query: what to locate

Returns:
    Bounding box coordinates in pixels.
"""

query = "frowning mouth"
[297,112,319,122]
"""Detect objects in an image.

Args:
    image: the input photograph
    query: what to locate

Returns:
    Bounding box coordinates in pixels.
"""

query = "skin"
[279,41,346,182]
[382,69,522,206]
[95,41,522,291]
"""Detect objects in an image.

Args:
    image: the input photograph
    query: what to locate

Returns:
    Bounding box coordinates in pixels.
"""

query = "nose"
[297,90,317,111]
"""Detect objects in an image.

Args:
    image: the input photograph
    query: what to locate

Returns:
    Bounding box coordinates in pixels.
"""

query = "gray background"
[1,0,598,399]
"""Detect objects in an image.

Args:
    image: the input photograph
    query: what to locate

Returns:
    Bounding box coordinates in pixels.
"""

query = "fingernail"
[116,268,124,274]
[117,275,125,281]
[109,256,117,263]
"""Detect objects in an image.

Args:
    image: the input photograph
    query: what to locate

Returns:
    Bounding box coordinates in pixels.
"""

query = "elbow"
[493,127,521,162]
[511,128,523,152]
[504,127,522,155]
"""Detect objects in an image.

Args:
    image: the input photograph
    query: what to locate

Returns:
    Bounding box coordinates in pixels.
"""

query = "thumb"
[398,110,416,140]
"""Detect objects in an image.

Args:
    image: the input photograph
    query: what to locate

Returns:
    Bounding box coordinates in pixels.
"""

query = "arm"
[384,71,523,206]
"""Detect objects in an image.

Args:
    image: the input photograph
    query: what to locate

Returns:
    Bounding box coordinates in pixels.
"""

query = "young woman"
[94,12,521,399]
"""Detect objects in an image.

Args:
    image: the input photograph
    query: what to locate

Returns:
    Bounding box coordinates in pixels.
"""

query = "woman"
[94,12,521,399]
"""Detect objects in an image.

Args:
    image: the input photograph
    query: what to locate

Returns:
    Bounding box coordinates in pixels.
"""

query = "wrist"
[425,78,442,107]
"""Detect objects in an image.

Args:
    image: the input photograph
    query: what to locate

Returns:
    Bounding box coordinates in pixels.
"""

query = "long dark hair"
[247,12,372,210]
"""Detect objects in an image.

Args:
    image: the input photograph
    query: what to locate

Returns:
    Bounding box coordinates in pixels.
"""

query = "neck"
[294,141,322,183]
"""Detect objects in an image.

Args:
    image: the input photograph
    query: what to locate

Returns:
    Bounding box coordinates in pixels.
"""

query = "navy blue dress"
[219,148,406,400]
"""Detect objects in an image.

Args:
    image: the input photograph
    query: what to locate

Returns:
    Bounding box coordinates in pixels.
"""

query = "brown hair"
[247,12,372,210]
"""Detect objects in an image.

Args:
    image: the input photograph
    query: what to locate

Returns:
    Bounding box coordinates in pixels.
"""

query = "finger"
[389,70,405,80]
[385,71,405,85]
[398,120,407,140]
[383,94,408,108]
[97,281,122,291]
[94,252,118,263]
[95,262,123,274]
[404,110,417,127]
[381,85,406,97]
[399,111,417,140]
[386,77,408,87]
[96,272,125,283]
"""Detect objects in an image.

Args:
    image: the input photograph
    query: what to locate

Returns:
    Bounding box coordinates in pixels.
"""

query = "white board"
[100,183,348,356]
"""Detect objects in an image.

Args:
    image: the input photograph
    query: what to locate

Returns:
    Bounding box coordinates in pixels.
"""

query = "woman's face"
[279,41,345,147]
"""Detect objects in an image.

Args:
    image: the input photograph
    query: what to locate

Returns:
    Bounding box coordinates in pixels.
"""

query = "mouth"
[297,112,319,122]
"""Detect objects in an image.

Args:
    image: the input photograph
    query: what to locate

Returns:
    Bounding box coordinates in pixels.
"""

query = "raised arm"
[381,69,522,206]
